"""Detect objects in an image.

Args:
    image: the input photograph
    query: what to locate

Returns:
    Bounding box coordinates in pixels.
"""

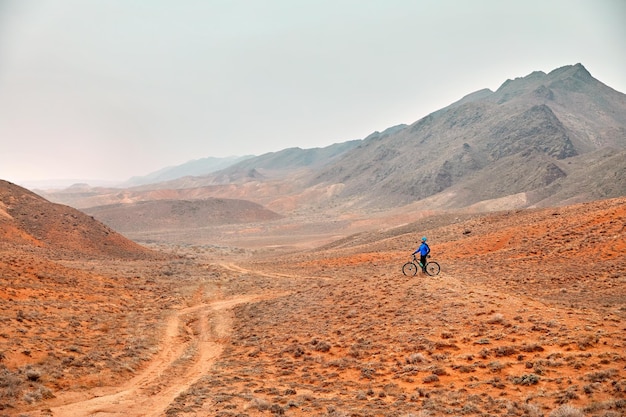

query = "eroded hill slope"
[0,180,152,258]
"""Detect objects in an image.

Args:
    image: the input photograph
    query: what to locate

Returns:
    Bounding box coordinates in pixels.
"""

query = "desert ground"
[1,197,625,417]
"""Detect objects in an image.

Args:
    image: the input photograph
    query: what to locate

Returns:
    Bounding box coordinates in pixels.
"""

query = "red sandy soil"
[1,196,625,416]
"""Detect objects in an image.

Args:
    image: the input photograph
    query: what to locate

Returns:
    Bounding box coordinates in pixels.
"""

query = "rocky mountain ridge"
[309,64,626,208]
[39,63,626,215]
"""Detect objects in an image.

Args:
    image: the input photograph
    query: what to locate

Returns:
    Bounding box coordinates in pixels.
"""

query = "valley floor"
[2,198,625,417]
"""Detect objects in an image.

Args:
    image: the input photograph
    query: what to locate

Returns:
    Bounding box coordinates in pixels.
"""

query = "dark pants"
[420,255,427,271]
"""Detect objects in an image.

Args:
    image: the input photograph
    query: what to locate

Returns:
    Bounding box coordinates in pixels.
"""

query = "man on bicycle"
[413,237,430,273]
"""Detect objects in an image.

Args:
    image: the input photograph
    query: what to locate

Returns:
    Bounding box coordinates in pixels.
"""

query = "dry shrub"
[430,353,448,361]
[487,313,505,324]
[494,345,518,357]
[520,343,545,352]
[582,398,626,414]
[613,379,626,392]
[549,404,584,417]
[406,353,427,364]
[0,365,22,403]
[577,334,599,350]
[23,386,54,404]
[452,364,474,373]
[245,397,271,411]
[488,361,505,373]
[403,412,434,417]
[586,368,618,383]
[422,374,439,383]
[25,367,42,382]
[311,339,331,352]
[282,344,305,358]
[487,377,506,389]
[428,365,447,376]
[523,403,543,417]
[325,406,350,417]
[349,346,363,358]
[479,348,491,359]
[360,364,377,380]
[512,374,540,385]
[433,341,458,350]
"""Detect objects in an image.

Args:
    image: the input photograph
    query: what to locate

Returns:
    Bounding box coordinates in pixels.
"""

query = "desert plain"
[1,189,625,417]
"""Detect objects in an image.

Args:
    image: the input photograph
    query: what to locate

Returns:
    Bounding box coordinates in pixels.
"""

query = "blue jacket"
[414,242,430,256]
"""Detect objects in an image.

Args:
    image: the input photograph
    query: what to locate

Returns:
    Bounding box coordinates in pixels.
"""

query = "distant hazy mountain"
[38,141,365,208]
[41,64,626,213]
[205,140,366,183]
[121,155,254,187]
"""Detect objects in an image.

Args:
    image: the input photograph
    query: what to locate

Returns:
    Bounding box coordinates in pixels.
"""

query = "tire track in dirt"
[219,261,332,281]
[38,288,283,417]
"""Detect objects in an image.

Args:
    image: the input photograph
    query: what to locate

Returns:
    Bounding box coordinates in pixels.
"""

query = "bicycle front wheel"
[425,262,440,276]
[402,262,418,276]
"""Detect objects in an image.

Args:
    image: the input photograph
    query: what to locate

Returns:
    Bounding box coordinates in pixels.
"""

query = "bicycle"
[402,254,440,276]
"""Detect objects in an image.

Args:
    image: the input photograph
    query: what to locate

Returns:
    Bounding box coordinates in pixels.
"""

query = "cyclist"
[412,237,430,273]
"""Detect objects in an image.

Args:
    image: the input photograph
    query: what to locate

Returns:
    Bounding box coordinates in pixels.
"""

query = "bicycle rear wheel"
[402,262,418,276]
[425,262,440,276]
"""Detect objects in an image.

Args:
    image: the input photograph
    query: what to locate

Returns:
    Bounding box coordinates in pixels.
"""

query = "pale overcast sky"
[1,0,625,185]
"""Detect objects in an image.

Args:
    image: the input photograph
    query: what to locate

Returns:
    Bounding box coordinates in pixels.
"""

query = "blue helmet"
[421,236,427,242]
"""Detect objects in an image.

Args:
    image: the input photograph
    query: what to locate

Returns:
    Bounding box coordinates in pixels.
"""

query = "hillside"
[0,180,153,258]
[311,64,626,208]
[0,180,180,414]
[120,155,254,187]
[83,198,283,235]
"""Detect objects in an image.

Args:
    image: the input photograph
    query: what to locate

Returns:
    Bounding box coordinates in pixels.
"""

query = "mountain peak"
[548,63,591,78]
[545,63,595,93]
[492,63,599,104]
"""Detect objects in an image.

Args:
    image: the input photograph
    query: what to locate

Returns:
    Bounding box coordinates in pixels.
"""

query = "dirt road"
[34,288,280,417]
